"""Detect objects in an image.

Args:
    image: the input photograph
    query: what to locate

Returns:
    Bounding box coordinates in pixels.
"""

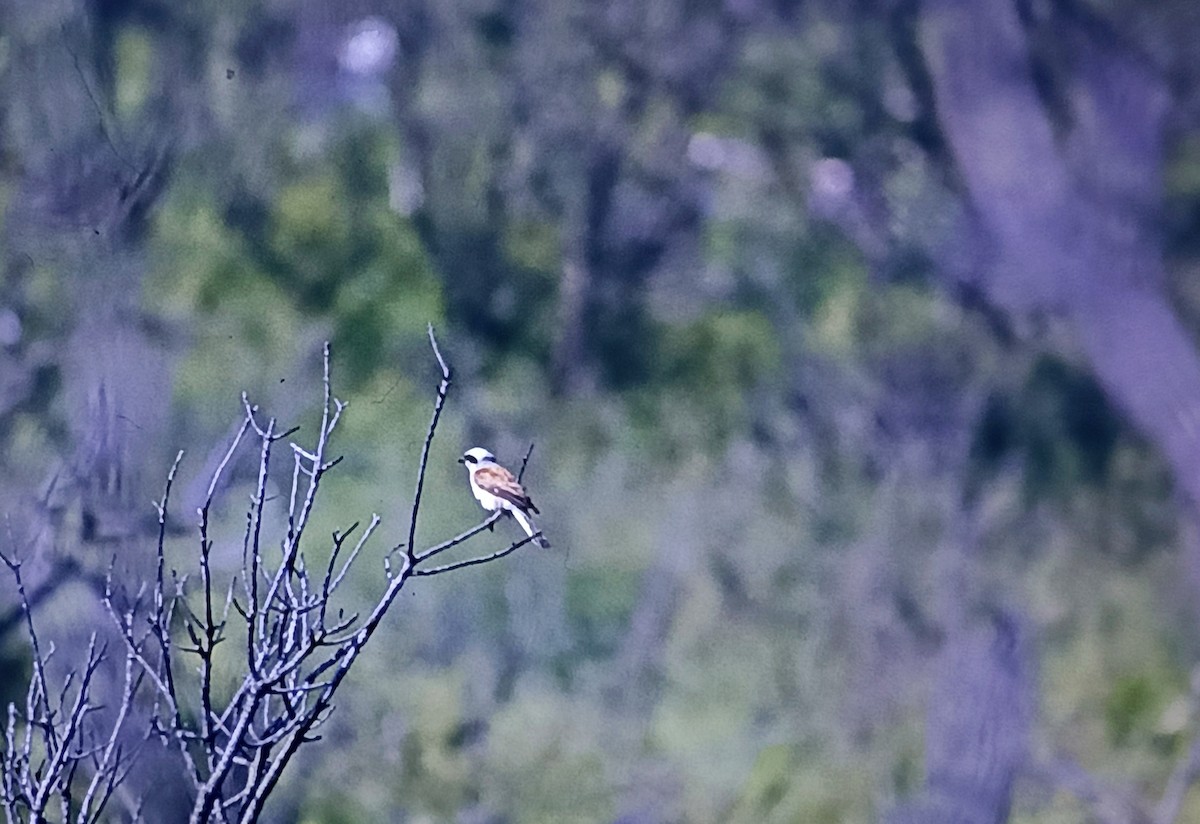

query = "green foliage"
[503,218,562,275]
[147,122,443,410]
[967,353,1175,553]
[484,685,615,823]
[393,672,475,817]
[728,745,872,824]
[1018,357,1121,490]
[566,567,642,660]
[114,27,154,120]
[1105,673,1162,748]
[664,310,781,390]
[729,745,801,822]
[647,308,781,447]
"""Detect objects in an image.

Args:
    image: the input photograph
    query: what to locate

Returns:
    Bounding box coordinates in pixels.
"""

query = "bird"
[458,447,550,548]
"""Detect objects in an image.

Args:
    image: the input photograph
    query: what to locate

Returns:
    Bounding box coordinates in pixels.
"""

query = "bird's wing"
[473,464,538,513]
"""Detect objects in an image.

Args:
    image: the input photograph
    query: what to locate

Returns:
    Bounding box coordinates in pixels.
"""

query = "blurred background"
[4,0,1200,821]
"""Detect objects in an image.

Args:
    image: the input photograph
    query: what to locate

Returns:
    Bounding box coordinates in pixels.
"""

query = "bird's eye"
[464,454,476,464]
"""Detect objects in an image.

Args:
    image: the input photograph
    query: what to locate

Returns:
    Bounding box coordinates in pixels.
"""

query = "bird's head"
[458,447,496,467]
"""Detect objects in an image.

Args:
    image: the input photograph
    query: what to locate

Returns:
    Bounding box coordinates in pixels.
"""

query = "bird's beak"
[457,457,466,464]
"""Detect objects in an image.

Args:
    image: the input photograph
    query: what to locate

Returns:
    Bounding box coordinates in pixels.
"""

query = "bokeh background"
[4,0,1200,821]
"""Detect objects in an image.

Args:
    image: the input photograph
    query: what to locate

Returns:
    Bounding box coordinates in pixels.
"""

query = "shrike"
[458,447,550,548]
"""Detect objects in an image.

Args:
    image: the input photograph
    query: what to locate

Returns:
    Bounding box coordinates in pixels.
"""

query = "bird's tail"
[512,508,551,548]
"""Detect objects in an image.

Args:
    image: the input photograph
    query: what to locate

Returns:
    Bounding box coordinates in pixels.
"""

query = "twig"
[413,533,540,577]
[403,324,452,566]
[517,443,535,481]
[413,512,503,564]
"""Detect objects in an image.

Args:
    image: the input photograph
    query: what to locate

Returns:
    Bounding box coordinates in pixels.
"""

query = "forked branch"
[2,327,539,824]
[96,327,536,823]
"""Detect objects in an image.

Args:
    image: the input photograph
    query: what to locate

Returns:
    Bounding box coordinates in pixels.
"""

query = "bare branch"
[517,442,535,481]
[413,512,503,565]
[4,330,540,823]
[403,324,452,566]
[413,533,540,577]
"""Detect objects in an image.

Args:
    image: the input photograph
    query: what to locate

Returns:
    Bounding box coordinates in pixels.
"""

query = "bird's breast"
[470,478,502,510]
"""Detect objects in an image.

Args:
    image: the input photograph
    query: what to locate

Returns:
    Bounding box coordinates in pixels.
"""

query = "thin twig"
[413,512,503,564]
[404,324,452,566]
[413,534,539,577]
[517,443,535,481]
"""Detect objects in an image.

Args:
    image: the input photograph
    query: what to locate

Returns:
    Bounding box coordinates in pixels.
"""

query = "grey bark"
[884,2,1191,820]
[885,611,1031,824]
[921,0,1200,521]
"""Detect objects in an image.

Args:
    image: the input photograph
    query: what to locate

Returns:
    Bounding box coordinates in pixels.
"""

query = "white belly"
[470,477,506,511]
